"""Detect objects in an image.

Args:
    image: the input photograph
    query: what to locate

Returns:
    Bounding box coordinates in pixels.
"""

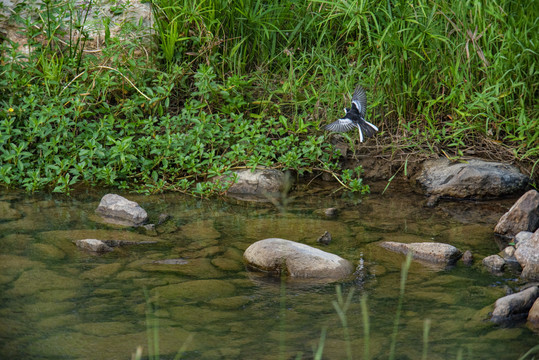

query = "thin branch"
[95,65,151,101]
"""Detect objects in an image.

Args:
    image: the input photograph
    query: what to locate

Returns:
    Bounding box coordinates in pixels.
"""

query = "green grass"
[0,0,537,195]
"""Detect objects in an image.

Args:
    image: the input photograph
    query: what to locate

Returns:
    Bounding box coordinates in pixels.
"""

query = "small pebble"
[425,195,440,208]
[324,208,338,217]
[158,213,171,225]
[462,250,473,265]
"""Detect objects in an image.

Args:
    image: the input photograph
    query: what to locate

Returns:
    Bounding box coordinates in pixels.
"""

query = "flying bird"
[324,85,378,142]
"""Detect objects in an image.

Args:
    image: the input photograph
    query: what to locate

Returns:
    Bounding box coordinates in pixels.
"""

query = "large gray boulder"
[243,238,353,280]
[516,231,534,245]
[527,297,539,326]
[223,169,288,196]
[494,190,539,239]
[491,286,539,324]
[95,194,148,226]
[379,241,462,265]
[414,158,528,199]
[515,229,539,280]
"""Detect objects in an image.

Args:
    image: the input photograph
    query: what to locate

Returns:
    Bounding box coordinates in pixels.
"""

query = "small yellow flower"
[8,108,14,113]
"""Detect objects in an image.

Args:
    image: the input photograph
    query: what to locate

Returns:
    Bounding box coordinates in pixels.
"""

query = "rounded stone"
[492,286,539,324]
[462,250,473,265]
[243,238,353,280]
[482,254,506,272]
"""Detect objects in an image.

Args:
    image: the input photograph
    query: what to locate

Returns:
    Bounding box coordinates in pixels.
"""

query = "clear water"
[0,182,537,360]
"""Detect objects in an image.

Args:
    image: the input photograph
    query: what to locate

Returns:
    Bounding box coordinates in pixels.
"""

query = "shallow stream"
[0,182,537,359]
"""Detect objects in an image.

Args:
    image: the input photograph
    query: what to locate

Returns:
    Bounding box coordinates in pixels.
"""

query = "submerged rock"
[6,268,82,297]
[0,201,23,221]
[142,257,224,279]
[95,194,148,226]
[152,279,236,302]
[102,239,157,247]
[75,239,113,253]
[157,213,171,225]
[491,286,539,324]
[379,241,462,265]
[243,238,353,280]
[494,190,539,239]
[414,158,528,199]
[153,259,189,265]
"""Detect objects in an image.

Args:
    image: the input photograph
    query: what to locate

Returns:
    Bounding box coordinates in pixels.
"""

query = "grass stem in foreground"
[389,252,413,360]
[332,285,355,360]
[422,318,431,360]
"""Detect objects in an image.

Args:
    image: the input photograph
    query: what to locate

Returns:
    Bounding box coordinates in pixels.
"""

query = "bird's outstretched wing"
[351,85,367,116]
[324,118,356,133]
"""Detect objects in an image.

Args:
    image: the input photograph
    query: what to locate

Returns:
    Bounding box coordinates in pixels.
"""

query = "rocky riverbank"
[76,156,538,327]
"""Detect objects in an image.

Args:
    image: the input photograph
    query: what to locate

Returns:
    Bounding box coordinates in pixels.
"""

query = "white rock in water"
[95,194,148,226]
[75,239,113,253]
[244,238,353,280]
[380,241,462,265]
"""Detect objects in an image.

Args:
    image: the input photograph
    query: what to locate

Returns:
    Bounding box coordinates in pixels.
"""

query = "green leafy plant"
[1,0,537,196]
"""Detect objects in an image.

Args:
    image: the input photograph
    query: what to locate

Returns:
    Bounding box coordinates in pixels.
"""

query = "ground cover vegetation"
[0,0,537,195]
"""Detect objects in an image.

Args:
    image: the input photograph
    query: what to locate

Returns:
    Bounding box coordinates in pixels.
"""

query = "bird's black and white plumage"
[324,85,378,142]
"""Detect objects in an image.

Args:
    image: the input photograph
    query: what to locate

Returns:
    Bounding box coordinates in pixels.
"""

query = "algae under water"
[0,183,537,359]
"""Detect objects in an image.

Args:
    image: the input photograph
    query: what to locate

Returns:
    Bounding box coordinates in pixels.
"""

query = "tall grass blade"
[389,252,413,360]
[332,285,355,360]
[518,344,539,360]
[279,266,287,360]
[313,327,327,360]
[144,287,159,360]
[422,318,431,360]
[360,295,370,360]
[172,334,194,360]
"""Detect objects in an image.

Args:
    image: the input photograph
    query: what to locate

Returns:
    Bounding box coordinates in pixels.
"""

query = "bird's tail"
[357,119,379,142]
